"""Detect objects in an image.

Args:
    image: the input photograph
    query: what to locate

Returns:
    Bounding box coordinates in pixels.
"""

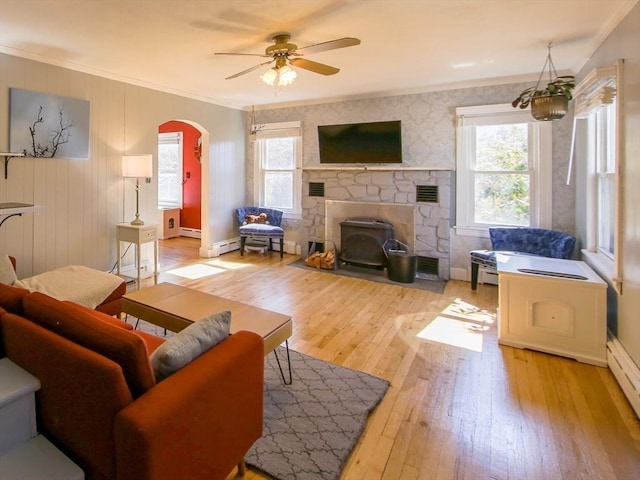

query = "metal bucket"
[383,239,417,283]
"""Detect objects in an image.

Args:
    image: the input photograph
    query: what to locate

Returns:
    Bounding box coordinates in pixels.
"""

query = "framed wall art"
[9,88,90,159]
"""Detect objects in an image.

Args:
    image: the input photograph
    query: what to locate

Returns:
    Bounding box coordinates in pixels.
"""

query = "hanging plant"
[511,44,575,121]
[511,75,576,110]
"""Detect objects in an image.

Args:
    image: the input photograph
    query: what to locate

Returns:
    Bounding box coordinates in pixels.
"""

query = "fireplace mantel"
[303,166,451,171]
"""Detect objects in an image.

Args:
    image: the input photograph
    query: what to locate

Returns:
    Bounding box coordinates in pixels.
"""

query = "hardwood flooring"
[146,237,640,480]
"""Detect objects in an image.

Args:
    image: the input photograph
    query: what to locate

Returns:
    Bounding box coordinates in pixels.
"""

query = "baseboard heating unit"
[180,227,201,238]
[607,331,640,418]
[210,238,241,257]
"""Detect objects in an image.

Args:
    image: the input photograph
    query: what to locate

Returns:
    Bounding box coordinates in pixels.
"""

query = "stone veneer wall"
[302,168,452,279]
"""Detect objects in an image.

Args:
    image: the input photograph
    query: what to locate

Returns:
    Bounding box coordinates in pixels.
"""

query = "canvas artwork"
[9,88,90,159]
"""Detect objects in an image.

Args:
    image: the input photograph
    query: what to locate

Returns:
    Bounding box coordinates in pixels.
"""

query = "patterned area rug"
[247,348,390,480]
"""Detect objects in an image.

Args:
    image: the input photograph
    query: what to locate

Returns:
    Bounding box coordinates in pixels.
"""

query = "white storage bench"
[497,255,607,366]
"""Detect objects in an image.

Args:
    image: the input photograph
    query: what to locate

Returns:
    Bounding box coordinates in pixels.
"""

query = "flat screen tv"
[317,120,402,164]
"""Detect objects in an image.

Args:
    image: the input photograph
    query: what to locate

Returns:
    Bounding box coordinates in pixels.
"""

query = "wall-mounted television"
[317,120,402,164]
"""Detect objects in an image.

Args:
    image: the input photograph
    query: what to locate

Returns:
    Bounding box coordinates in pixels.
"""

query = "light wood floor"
[146,237,640,480]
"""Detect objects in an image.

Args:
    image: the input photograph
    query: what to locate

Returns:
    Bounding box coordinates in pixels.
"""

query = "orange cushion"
[23,292,155,397]
[63,303,166,354]
[134,330,166,354]
[0,282,29,315]
[63,301,133,330]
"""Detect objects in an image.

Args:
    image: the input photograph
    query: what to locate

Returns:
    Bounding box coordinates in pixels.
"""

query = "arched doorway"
[157,120,210,257]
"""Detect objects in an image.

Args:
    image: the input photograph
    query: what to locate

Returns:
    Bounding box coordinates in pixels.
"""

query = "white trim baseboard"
[449,267,468,281]
[607,331,640,418]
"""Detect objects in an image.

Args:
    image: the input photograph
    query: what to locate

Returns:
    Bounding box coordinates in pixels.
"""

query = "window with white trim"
[593,103,616,257]
[253,121,302,218]
[455,104,552,235]
[571,63,621,291]
[158,132,183,208]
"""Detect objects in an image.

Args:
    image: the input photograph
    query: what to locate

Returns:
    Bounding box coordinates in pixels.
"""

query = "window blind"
[573,66,617,119]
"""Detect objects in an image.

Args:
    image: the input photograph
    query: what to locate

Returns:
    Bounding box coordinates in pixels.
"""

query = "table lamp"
[122,154,153,225]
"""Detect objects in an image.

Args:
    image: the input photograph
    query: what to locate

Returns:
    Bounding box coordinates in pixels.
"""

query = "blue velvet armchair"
[470,227,576,290]
[235,207,285,258]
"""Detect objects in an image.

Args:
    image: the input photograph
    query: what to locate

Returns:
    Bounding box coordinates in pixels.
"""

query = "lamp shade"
[261,68,278,86]
[278,65,297,86]
[122,154,153,178]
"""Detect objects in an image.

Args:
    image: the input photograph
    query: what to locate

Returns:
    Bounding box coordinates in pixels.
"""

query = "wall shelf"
[0,152,25,179]
[0,203,42,229]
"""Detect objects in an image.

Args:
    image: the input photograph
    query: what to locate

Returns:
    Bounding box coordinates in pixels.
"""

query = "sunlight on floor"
[165,258,251,279]
[204,259,250,270]
[416,298,495,352]
[165,264,226,279]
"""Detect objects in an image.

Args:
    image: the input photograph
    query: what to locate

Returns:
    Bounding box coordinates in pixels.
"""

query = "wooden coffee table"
[122,282,293,383]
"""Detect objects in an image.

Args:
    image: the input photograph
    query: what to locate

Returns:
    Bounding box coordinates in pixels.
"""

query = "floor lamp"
[122,154,153,225]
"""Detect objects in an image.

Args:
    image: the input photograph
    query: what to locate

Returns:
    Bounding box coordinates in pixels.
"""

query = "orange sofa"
[0,291,264,480]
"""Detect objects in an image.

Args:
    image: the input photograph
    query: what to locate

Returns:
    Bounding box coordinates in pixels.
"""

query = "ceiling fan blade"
[289,58,339,76]
[215,52,271,58]
[293,37,360,56]
[225,59,274,80]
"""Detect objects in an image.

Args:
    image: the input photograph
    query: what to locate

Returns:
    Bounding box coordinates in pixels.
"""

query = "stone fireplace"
[301,168,452,279]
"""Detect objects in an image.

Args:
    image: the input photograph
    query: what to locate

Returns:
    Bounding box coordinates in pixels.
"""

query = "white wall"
[574,3,640,367]
[0,53,245,277]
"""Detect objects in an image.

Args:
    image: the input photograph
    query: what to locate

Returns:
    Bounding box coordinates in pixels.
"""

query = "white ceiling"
[0,0,636,110]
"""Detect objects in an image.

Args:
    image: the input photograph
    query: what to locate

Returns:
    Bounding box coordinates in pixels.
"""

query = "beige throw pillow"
[0,254,17,285]
[150,310,231,381]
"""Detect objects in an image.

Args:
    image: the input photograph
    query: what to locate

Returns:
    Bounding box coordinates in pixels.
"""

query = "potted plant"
[512,75,575,121]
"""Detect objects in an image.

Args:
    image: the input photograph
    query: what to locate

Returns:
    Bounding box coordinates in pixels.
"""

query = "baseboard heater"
[180,227,201,239]
[607,331,640,418]
[210,237,241,257]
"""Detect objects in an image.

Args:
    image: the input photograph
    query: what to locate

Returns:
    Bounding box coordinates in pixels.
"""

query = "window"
[594,103,616,258]
[455,104,552,235]
[158,132,183,208]
[572,63,620,291]
[253,121,302,218]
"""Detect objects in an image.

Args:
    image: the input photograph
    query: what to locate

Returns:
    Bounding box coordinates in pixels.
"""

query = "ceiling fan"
[215,33,361,85]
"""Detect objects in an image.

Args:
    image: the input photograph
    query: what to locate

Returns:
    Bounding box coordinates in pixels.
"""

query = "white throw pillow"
[0,254,17,285]
[150,310,231,381]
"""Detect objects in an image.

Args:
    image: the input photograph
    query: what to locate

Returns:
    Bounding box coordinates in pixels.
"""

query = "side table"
[116,223,159,289]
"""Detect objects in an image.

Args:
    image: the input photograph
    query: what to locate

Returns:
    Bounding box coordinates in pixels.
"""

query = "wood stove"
[340,218,393,268]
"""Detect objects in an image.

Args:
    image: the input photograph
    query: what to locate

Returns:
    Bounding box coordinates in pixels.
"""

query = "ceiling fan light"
[261,67,277,86]
[277,65,297,86]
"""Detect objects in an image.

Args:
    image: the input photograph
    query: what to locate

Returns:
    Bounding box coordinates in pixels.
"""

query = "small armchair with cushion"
[235,207,285,258]
[470,227,576,290]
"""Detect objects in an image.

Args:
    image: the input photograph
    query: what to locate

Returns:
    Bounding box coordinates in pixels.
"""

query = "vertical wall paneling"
[0,52,246,274]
